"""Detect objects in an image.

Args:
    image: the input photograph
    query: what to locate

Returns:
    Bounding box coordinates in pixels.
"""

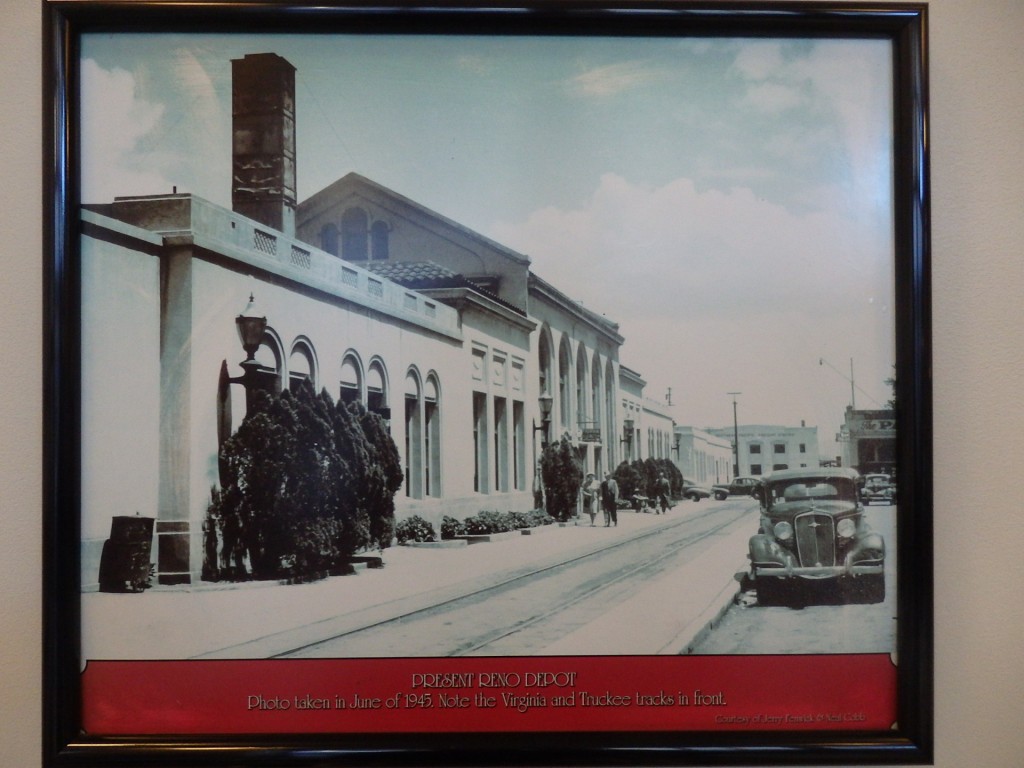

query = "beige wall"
[4,0,1023,764]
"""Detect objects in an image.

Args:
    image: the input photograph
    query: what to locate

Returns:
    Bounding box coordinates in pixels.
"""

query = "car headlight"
[837,518,856,538]
[773,521,793,540]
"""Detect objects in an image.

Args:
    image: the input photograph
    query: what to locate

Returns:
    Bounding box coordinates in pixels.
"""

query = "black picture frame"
[43,1,932,765]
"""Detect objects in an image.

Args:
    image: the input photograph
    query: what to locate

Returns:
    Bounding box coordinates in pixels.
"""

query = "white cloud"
[166,48,230,202]
[494,172,885,318]
[80,52,231,206]
[744,81,804,113]
[80,58,169,202]
[489,172,894,434]
[569,61,658,97]
[732,41,786,80]
[456,54,492,76]
[726,40,893,217]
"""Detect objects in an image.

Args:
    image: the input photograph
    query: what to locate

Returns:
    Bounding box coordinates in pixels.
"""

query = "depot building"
[79,52,639,587]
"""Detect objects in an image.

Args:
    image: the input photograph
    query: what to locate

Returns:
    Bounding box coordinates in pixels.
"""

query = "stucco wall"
[79,223,162,585]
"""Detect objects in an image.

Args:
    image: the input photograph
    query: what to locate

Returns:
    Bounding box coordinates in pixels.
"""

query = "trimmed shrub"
[508,510,532,530]
[613,460,645,501]
[440,515,465,540]
[349,401,403,551]
[613,458,684,502]
[462,510,515,535]
[526,508,556,527]
[437,509,553,540]
[540,436,584,522]
[395,515,437,544]
[206,380,403,582]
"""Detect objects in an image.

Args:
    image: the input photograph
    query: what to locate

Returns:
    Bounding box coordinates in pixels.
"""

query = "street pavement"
[81,502,756,661]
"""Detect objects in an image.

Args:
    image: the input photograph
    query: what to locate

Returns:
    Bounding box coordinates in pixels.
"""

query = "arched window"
[591,352,602,431]
[575,342,588,427]
[537,328,552,397]
[252,331,284,400]
[370,220,390,260]
[288,339,317,392]
[424,374,441,496]
[404,370,423,498]
[340,353,362,405]
[366,359,388,417]
[341,208,368,260]
[605,360,616,466]
[558,337,572,431]
[320,223,339,256]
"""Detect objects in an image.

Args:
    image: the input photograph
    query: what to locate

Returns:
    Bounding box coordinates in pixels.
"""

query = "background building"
[642,396,676,462]
[617,366,646,463]
[707,424,820,477]
[674,426,734,485]
[840,407,897,475]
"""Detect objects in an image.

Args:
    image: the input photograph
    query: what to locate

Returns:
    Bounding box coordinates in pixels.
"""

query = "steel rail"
[279,502,753,658]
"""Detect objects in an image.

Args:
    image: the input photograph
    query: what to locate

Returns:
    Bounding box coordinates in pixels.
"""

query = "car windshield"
[768,479,857,504]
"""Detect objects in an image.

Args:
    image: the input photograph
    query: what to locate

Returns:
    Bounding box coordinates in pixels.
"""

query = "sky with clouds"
[80,32,896,456]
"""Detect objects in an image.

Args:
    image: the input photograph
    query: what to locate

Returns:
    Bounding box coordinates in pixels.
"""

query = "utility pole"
[819,356,857,409]
[727,392,741,478]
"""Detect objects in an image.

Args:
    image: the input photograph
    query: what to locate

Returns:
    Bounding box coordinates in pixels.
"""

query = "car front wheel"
[714,491,728,501]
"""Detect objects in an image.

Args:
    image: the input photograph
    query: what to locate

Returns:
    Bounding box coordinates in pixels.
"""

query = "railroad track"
[276,503,754,658]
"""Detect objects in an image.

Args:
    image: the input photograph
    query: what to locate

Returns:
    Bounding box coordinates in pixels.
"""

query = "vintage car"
[861,473,896,505]
[681,482,713,501]
[742,468,885,605]
[711,476,760,500]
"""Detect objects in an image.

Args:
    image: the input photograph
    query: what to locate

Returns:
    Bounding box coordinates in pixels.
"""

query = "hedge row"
[395,509,555,544]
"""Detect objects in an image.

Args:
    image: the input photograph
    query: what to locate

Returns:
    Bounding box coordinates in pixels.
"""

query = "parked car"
[740,468,885,606]
[681,482,712,502]
[860,473,895,505]
[711,476,760,500]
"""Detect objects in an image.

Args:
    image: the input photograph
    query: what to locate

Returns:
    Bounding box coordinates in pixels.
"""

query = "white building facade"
[78,51,626,587]
[707,424,821,478]
[674,426,734,485]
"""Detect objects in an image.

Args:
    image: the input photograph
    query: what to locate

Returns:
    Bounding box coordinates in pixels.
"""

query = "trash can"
[98,515,154,592]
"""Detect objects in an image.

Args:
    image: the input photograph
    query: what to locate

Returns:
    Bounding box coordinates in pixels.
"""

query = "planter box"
[348,555,384,568]
[520,524,557,536]
[453,530,522,545]
[403,539,468,549]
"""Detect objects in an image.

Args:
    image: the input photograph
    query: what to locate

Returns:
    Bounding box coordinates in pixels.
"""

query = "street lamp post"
[532,393,554,508]
[533,393,554,448]
[232,292,269,415]
[672,435,684,487]
[728,392,741,478]
[620,418,634,460]
[819,356,857,409]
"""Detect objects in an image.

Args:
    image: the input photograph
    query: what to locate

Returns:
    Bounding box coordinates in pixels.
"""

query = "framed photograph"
[43,1,932,765]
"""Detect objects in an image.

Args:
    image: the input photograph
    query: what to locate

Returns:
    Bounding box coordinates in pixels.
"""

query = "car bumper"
[747,531,885,580]
[752,562,884,579]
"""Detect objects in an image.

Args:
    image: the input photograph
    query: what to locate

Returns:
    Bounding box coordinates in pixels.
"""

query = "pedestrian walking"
[581,472,599,526]
[656,471,672,514]
[600,471,619,527]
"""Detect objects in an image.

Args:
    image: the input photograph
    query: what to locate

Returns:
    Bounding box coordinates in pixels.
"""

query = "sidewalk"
[81,504,755,660]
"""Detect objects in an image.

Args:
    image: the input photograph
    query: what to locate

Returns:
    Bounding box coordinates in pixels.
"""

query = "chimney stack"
[231,53,296,237]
